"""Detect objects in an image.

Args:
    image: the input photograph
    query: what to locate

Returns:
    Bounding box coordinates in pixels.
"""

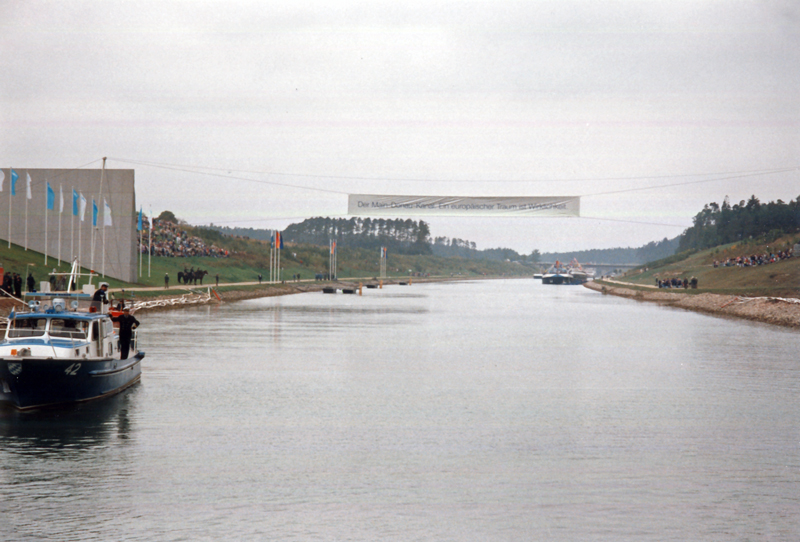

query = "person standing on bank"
[112,308,140,360]
[13,273,22,298]
[164,273,169,289]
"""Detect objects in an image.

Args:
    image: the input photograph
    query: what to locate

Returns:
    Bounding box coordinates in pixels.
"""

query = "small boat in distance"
[566,259,593,284]
[542,261,573,284]
[542,259,594,285]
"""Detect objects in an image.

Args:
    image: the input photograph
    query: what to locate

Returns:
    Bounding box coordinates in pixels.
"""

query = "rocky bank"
[584,280,800,329]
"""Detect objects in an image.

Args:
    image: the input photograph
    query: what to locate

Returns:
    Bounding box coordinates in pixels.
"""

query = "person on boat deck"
[112,308,140,360]
[91,283,110,312]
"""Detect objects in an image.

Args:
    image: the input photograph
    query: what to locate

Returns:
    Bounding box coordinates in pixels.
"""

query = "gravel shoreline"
[584,280,800,328]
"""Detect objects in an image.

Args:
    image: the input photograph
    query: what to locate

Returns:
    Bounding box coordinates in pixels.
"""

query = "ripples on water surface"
[1,280,799,541]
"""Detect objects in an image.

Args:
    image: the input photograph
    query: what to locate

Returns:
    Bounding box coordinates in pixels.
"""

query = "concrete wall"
[0,168,138,283]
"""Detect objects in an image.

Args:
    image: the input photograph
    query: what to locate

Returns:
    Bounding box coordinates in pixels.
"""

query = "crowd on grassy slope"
[713,247,793,268]
[140,218,229,258]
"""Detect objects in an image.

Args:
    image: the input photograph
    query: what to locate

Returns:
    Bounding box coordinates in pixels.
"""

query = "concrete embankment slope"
[585,280,800,329]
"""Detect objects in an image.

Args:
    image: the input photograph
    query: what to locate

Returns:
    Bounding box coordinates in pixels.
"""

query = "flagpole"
[102,198,111,278]
[99,158,106,277]
[96,158,104,278]
[90,199,95,273]
[70,188,74,262]
[148,208,152,277]
[78,192,86,277]
[78,203,82,275]
[44,184,48,266]
[58,184,62,266]
[277,233,281,283]
[24,172,28,251]
[8,168,12,249]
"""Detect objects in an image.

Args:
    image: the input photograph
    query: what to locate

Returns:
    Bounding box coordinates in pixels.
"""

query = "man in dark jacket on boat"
[91,283,110,312]
[112,308,140,360]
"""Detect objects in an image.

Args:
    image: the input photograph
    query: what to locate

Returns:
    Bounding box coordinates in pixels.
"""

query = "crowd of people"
[1,272,28,298]
[140,218,229,258]
[713,247,793,268]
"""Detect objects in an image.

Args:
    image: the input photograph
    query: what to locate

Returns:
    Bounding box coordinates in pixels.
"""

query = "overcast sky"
[2,1,798,253]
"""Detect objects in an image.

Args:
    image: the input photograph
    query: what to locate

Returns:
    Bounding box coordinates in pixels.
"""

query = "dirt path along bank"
[585,280,800,329]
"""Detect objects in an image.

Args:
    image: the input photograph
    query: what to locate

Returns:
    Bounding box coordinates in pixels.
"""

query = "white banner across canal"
[348,195,580,217]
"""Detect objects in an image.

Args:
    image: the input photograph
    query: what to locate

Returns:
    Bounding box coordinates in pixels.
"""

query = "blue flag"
[92,199,98,227]
[137,207,142,231]
[72,189,79,216]
[10,169,18,196]
[46,182,55,210]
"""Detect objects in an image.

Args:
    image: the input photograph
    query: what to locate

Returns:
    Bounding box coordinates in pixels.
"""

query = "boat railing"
[130,329,140,353]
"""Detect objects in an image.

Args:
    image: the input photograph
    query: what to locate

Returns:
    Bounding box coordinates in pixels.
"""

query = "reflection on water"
[0,387,136,451]
[0,387,139,541]
[1,280,799,542]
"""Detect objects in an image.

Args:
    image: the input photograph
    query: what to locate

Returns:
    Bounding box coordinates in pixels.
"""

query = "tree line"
[678,195,800,252]
[282,217,433,255]
[543,237,680,265]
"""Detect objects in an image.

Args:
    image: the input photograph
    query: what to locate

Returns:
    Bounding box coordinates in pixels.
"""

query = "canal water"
[1,279,798,541]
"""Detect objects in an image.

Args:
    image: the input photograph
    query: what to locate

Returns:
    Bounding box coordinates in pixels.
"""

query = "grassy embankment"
[596,233,800,298]
[0,230,535,300]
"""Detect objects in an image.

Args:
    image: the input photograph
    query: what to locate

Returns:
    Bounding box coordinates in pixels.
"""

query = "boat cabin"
[3,297,130,360]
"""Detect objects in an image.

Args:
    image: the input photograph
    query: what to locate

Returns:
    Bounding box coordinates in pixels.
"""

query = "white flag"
[59,185,64,213]
[26,172,32,199]
[103,198,112,226]
[0,170,4,192]
[79,192,87,221]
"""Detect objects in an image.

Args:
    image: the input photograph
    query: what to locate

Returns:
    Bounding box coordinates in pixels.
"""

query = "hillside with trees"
[678,195,800,252]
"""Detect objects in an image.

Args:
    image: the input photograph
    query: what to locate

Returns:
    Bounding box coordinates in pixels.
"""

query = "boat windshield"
[6,317,89,340]
[7,317,47,338]
[49,318,89,339]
